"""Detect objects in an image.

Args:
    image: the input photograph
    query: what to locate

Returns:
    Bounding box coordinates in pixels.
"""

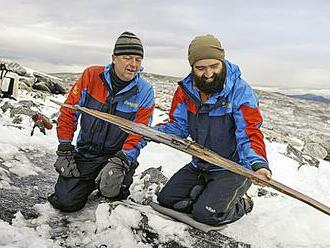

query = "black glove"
[95,151,130,198]
[54,143,80,178]
[116,161,138,200]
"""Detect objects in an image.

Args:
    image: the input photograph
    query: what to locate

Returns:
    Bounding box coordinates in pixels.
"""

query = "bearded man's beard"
[193,64,226,95]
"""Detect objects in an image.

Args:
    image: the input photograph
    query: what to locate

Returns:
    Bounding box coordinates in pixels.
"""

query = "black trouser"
[48,154,137,212]
[157,163,251,226]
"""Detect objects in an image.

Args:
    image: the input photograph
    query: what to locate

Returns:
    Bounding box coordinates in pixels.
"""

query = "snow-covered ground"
[0,91,330,248]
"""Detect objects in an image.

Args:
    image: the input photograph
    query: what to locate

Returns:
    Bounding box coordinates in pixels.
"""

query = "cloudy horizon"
[1,0,330,89]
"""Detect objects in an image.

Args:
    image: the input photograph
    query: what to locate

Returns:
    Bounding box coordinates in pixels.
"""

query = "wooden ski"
[53,100,330,217]
[149,202,227,232]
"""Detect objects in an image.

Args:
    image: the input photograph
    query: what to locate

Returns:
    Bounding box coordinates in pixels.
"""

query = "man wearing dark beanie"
[155,34,271,226]
[48,31,155,212]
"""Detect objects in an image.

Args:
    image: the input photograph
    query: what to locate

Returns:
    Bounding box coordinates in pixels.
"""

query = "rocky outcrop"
[257,90,330,162]
[302,142,328,160]
[19,77,36,91]
[1,60,67,95]
[285,144,320,169]
[32,72,66,94]
[303,134,330,161]
[0,60,28,76]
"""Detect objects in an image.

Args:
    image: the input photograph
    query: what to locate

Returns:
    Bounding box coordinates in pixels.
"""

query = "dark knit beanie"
[113,31,144,58]
[188,34,225,66]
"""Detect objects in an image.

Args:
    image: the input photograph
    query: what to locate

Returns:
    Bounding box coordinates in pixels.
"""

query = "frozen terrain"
[0,69,330,247]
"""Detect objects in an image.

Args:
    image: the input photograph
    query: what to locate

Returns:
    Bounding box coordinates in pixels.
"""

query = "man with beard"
[154,34,271,226]
[48,32,155,212]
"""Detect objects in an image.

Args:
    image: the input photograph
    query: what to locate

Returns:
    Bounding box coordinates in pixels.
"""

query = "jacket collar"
[102,63,143,95]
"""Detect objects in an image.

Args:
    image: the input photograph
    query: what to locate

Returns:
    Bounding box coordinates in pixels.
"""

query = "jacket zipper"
[100,97,115,151]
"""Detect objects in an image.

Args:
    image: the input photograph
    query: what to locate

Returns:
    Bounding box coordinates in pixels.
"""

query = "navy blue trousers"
[48,154,136,212]
[157,163,252,226]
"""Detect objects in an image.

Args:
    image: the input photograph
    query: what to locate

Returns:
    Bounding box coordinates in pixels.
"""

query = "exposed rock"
[131,167,168,205]
[1,60,67,95]
[33,72,66,95]
[18,100,39,108]
[32,91,47,100]
[303,134,330,161]
[10,106,37,118]
[12,115,23,124]
[18,81,32,92]
[33,81,52,93]
[263,128,302,146]
[302,143,328,160]
[0,152,57,224]
[257,90,330,162]
[189,229,250,248]
[19,77,35,88]
[257,188,279,198]
[46,81,66,94]
[140,166,168,186]
[304,133,328,144]
[285,144,319,169]
[0,60,28,76]
[1,101,14,113]
[50,72,81,87]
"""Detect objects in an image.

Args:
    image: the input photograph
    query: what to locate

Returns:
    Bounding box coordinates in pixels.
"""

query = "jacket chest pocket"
[116,99,138,114]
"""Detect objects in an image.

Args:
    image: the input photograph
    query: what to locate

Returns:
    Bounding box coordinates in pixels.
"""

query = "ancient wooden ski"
[52,100,330,217]
[149,202,227,232]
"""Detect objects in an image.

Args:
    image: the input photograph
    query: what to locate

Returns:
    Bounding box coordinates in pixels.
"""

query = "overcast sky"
[1,0,329,88]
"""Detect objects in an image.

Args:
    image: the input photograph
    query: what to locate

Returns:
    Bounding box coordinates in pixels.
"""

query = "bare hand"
[251,168,272,186]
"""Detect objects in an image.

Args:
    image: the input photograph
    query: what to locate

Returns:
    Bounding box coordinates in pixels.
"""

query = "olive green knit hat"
[188,34,225,66]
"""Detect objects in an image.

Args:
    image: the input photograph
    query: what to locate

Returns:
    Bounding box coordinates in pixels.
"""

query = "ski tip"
[149,202,227,233]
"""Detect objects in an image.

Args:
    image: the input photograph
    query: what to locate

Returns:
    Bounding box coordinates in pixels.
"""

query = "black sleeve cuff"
[115,150,130,166]
[57,143,74,152]
[251,162,272,174]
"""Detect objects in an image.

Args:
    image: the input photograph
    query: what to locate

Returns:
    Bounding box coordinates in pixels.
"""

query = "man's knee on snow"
[158,193,193,213]
[157,189,174,208]
[192,204,223,226]
[48,192,87,212]
[172,185,204,213]
[158,184,204,212]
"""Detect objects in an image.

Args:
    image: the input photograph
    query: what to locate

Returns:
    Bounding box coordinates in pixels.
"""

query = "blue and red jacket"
[155,60,269,172]
[57,64,155,163]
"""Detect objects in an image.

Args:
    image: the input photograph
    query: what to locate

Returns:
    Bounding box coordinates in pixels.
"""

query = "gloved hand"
[54,143,80,178]
[95,150,130,198]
